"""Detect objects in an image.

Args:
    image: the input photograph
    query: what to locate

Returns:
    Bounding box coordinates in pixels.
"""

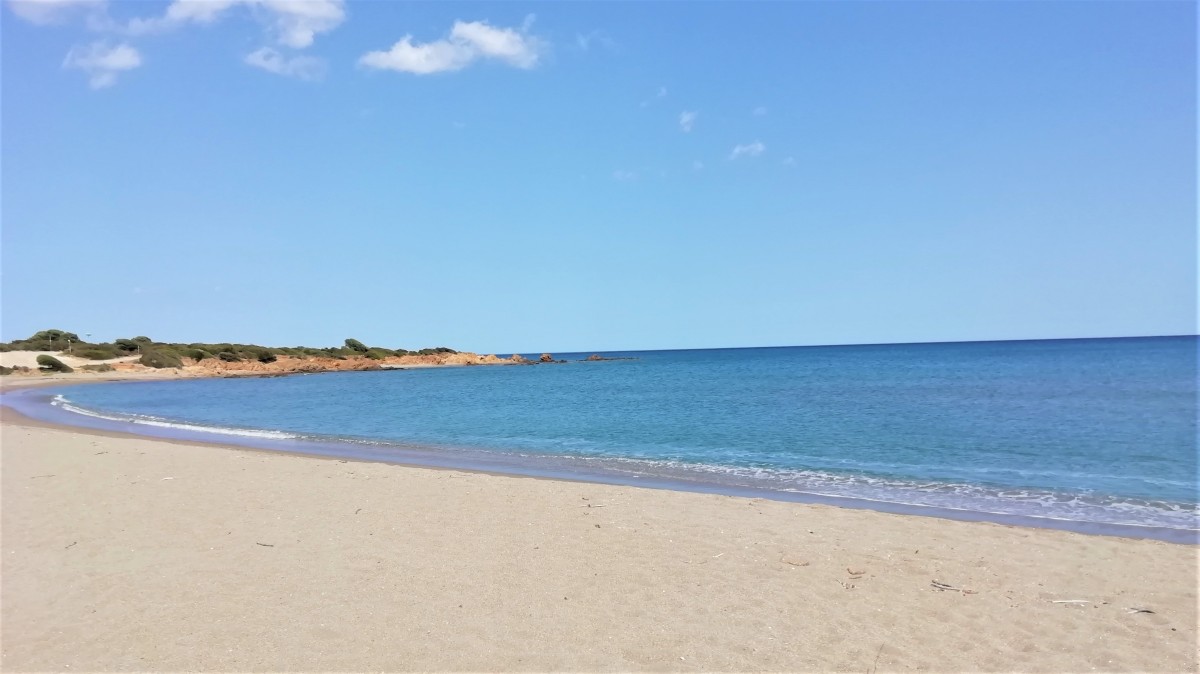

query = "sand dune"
[0,351,139,369]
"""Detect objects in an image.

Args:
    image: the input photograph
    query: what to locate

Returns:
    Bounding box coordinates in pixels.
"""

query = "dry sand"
[1,412,1196,672]
[0,352,139,370]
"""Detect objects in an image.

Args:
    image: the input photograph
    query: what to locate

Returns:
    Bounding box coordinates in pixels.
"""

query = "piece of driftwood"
[931,580,977,594]
[256,542,274,547]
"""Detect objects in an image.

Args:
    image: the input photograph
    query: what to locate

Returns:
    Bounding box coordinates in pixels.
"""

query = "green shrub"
[36,355,73,372]
[217,351,241,362]
[78,347,120,360]
[364,349,391,360]
[81,363,115,372]
[139,350,182,369]
[0,366,12,375]
[257,351,277,363]
[114,339,141,353]
[416,347,457,356]
[415,347,457,356]
[182,348,210,361]
[344,338,369,353]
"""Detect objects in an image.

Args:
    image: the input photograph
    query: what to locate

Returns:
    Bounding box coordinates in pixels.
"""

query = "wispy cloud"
[360,18,544,75]
[752,106,768,116]
[679,110,697,133]
[12,0,346,86]
[612,170,637,181]
[575,30,616,52]
[244,47,325,81]
[782,156,797,167]
[126,0,346,49]
[729,141,765,160]
[7,0,105,25]
[62,40,141,89]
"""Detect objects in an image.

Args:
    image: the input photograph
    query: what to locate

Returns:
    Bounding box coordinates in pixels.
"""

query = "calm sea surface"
[16,337,1199,536]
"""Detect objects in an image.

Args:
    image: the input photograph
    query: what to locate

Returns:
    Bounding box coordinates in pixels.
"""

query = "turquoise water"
[15,337,1199,535]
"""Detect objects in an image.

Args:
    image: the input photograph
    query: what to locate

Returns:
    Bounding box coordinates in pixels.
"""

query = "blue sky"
[1,1,1195,352]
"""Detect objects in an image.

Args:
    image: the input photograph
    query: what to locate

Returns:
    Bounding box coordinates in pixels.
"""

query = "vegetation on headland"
[0,329,630,377]
[0,329,460,370]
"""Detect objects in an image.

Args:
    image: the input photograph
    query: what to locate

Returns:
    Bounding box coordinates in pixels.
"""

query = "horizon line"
[515,333,1199,356]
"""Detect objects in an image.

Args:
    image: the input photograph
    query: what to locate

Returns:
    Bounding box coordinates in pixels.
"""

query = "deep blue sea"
[11,337,1198,538]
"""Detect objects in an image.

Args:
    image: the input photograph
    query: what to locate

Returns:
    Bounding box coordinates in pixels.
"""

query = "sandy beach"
[1,403,1195,672]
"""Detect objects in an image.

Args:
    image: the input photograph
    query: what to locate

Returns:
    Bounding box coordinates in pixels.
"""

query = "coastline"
[2,411,1196,671]
[5,376,1196,544]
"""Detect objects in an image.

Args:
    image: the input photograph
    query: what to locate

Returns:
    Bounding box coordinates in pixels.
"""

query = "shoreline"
[4,377,1196,544]
[2,408,1196,670]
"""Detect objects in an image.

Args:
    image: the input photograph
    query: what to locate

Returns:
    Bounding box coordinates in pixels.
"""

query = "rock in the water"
[586,354,604,361]
[539,353,554,362]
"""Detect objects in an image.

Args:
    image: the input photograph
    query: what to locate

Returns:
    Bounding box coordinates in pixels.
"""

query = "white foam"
[52,395,298,441]
[569,454,1200,531]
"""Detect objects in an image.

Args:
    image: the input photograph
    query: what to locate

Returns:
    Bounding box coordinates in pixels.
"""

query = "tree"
[344,338,369,353]
[114,339,141,353]
[31,330,80,343]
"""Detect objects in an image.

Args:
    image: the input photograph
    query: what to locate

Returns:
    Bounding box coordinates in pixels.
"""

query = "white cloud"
[612,170,637,181]
[244,46,325,80]
[7,0,104,25]
[452,19,540,67]
[679,110,697,133]
[260,0,345,48]
[782,156,797,167]
[18,0,345,87]
[62,41,141,89]
[729,141,765,160]
[359,36,472,74]
[359,18,544,75]
[753,106,768,116]
[127,0,345,48]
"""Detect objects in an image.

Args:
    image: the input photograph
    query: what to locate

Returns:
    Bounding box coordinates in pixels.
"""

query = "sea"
[6,336,1197,542]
